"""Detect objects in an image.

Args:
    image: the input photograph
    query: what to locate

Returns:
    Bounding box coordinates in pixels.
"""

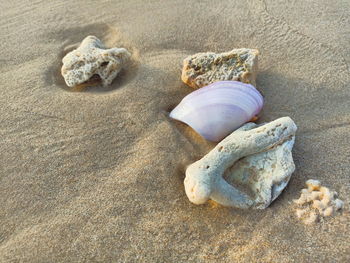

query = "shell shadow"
[44,23,140,93]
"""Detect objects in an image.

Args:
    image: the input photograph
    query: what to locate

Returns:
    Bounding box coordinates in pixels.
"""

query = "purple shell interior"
[170,81,264,141]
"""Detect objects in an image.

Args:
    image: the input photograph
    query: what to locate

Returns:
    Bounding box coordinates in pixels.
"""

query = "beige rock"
[184,117,297,209]
[181,48,259,89]
[61,36,131,88]
[323,207,334,217]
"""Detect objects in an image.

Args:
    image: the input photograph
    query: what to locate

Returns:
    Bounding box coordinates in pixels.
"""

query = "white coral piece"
[61,36,131,88]
[294,180,344,224]
[184,117,297,209]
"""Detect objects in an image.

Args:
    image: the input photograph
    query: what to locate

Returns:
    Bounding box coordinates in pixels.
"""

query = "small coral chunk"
[61,36,131,88]
[294,179,344,225]
[181,48,259,89]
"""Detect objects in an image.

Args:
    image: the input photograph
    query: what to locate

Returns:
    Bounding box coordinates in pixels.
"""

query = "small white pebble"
[320,186,331,196]
[310,191,322,200]
[312,200,326,211]
[296,209,307,219]
[306,179,321,191]
[321,195,331,206]
[303,212,318,225]
[333,199,344,210]
[323,206,334,217]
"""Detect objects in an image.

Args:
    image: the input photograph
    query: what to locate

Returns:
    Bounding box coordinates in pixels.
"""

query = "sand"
[0,0,349,262]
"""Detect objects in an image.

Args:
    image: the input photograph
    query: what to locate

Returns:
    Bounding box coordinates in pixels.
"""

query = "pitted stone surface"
[181,48,259,89]
[61,36,131,88]
[184,117,297,209]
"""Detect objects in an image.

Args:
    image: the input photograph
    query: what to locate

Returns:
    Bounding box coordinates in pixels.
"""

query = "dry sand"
[1,0,349,262]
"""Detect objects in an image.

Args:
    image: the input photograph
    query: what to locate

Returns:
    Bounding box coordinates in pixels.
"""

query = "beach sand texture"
[1,0,349,262]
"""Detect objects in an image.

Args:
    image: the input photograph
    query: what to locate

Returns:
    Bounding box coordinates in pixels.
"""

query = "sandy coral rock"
[181,48,259,89]
[294,180,344,224]
[61,36,131,88]
[184,117,297,209]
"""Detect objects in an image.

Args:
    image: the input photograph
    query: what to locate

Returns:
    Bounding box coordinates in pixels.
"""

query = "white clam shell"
[170,81,264,141]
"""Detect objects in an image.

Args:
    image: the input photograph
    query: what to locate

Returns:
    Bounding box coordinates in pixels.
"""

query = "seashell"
[170,81,263,142]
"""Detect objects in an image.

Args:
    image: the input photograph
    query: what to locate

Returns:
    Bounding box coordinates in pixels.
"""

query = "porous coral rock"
[61,36,131,88]
[294,180,344,224]
[181,48,259,89]
[184,117,297,209]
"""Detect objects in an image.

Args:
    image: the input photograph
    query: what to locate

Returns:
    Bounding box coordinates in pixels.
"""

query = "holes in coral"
[256,127,266,133]
[206,165,210,169]
[75,74,102,89]
[71,61,85,70]
[218,146,224,152]
[101,61,109,67]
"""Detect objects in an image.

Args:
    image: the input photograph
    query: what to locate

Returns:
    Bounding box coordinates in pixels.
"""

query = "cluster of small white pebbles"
[294,179,344,224]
